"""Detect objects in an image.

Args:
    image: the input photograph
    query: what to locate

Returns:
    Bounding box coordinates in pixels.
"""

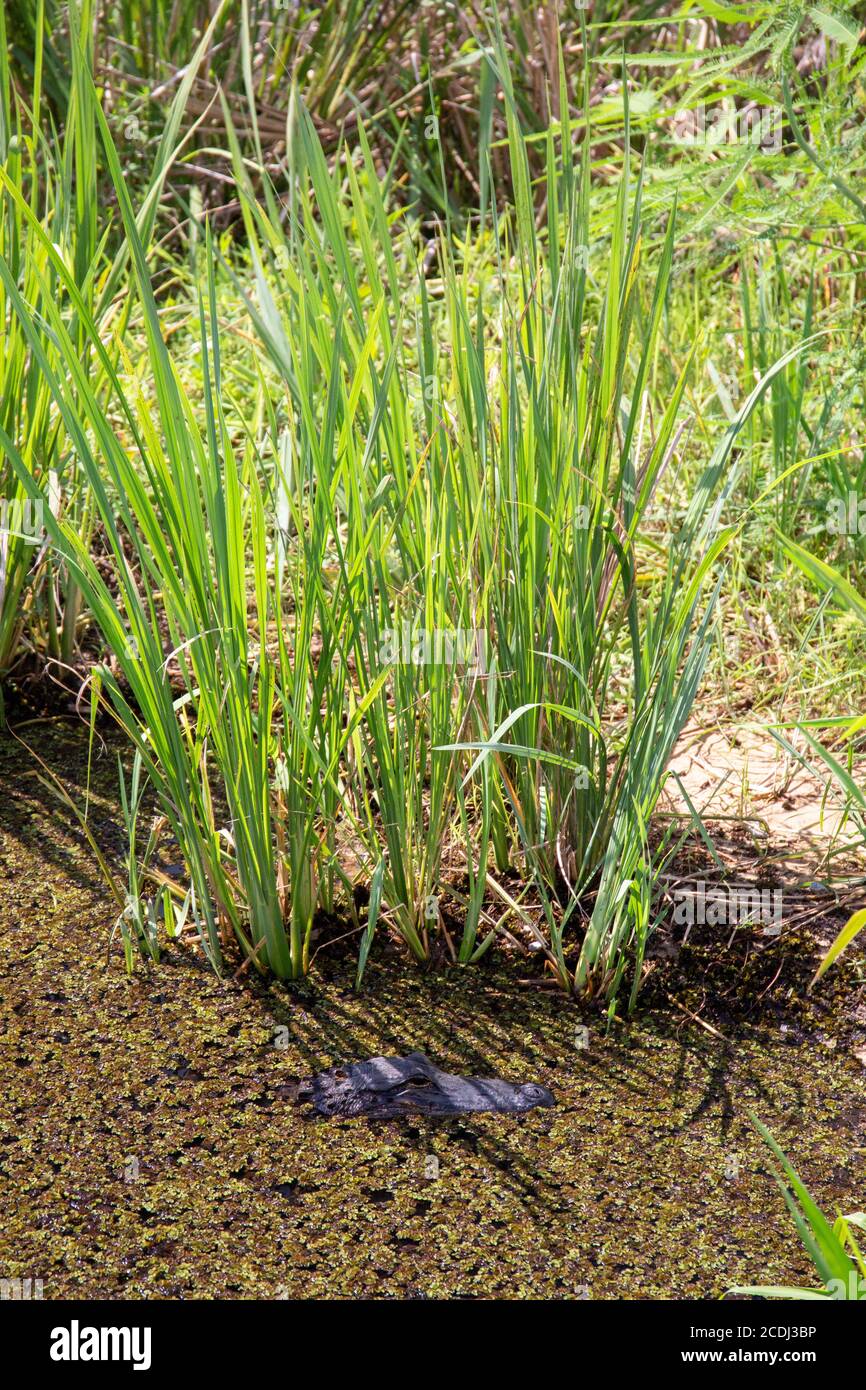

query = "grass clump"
[1,32,804,1011]
[1,4,862,1018]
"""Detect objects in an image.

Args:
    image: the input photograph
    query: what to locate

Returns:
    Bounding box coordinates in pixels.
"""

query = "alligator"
[297,1051,555,1119]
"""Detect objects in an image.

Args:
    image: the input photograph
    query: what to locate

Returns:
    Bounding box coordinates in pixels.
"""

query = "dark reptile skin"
[298,1051,555,1119]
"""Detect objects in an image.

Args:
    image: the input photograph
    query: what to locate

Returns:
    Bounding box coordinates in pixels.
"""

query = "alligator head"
[297,1052,555,1120]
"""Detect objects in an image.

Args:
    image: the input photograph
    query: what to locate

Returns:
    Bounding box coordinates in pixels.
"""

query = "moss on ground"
[1,725,865,1299]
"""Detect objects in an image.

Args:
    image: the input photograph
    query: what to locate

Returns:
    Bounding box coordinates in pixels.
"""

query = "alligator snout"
[516,1082,555,1110]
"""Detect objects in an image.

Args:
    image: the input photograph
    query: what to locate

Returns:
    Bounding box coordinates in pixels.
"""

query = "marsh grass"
[0,0,231,709]
[0,0,97,702]
[220,34,807,1002]
[0,4,855,1013]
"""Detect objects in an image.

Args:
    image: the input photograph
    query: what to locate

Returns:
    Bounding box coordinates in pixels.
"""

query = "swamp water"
[1,726,864,1298]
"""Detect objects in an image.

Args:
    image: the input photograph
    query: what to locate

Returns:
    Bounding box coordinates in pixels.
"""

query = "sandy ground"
[665,723,860,847]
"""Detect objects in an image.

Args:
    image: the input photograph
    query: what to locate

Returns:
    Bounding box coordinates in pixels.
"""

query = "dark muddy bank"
[1,724,865,1299]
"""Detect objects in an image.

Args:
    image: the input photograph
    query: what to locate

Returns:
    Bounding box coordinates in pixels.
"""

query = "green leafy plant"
[728,1119,866,1300]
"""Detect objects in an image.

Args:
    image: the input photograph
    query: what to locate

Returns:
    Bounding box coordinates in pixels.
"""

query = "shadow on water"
[0,718,130,902]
